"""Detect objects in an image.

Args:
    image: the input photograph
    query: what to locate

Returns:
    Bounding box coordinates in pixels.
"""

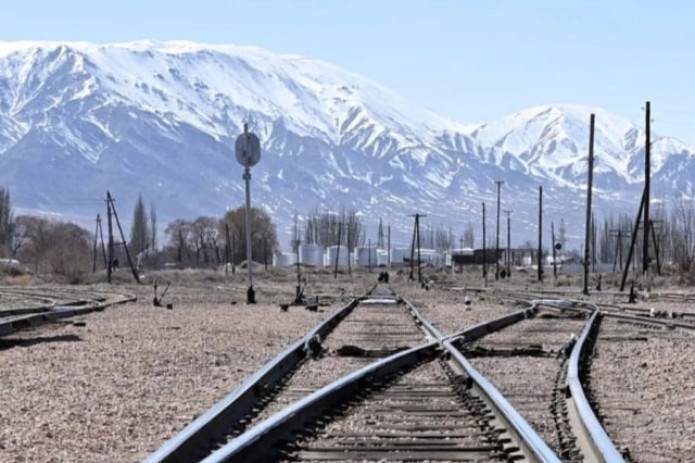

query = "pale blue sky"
[3,0,695,144]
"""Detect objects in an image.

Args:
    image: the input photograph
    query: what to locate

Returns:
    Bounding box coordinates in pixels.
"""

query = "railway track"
[144,284,449,462]
[456,307,589,460]
[144,285,569,462]
[579,307,695,462]
[144,282,693,463]
[0,285,137,337]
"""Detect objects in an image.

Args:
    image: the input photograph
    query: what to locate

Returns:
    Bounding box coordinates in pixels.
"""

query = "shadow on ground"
[0,333,82,350]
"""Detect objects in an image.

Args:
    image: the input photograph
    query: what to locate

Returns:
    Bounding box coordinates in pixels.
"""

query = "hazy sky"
[4,0,695,144]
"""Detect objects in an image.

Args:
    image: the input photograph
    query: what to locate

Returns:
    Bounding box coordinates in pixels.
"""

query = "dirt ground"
[0,264,692,462]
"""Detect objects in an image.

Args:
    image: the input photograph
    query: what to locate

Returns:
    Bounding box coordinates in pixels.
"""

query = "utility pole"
[620,189,646,292]
[334,221,342,279]
[504,210,513,277]
[482,202,487,284]
[93,214,104,274]
[409,214,425,282]
[583,113,595,295]
[106,194,114,283]
[387,224,391,269]
[108,192,140,284]
[551,222,557,279]
[347,224,352,276]
[538,186,543,282]
[264,237,268,271]
[495,180,504,280]
[643,101,651,278]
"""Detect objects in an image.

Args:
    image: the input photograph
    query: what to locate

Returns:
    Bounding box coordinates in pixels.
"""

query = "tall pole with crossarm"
[495,180,504,280]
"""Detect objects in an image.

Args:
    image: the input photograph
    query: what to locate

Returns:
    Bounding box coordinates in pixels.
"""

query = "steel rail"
[199,340,439,463]
[0,292,136,337]
[142,297,362,463]
[400,297,446,340]
[441,302,564,463]
[443,342,562,463]
[203,302,562,463]
[566,309,626,463]
[537,298,695,331]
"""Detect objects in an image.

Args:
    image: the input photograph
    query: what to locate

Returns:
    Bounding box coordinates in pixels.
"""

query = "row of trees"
[299,209,464,252]
[1,183,694,284]
[591,201,695,283]
[0,187,279,280]
[162,206,277,267]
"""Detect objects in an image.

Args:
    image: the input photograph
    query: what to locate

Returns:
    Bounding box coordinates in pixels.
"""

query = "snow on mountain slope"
[0,41,694,248]
[465,104,656,184]
[0,41,469,157]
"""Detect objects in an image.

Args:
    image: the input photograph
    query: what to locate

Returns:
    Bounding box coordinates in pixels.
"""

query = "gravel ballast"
[0,292,323,462]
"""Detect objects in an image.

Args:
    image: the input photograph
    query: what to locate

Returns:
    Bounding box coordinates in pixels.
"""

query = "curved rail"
[442,303,564,463]
[142,297,362,463]
[200,301,565,463]
[566,309,626,463]
[144,287,445,463]
[200,341,440,463]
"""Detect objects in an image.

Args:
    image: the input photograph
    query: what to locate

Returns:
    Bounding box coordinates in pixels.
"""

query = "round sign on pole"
[235,132,261,167]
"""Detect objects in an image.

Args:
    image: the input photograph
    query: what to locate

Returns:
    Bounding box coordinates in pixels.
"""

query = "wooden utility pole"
[504,210,513,277]
[538,186,543,282]
[347,224,352,276]
[334,222,342,279]
[610,229,627,272]
[107,192,140,284]
[551,222,557,278]
[409,220,416,281]
[225,224,231,275]
[583,113,595,295]
[409,214,425,282]
[643,101,651,277]
[416,215,424,283]
[106,195,114,283]
[620,189,646,291]
[495,180,504,280]
[93,214,107,273]
[387,224,391,269]
[482,203,487,284]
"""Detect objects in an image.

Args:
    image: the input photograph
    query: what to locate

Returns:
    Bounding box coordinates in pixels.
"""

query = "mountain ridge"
[0,40,693,248]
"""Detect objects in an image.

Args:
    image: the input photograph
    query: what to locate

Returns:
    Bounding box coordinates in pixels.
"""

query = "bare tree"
[165,219,193,264]
[191,216,219,266]
[669,199,695,284]
[219,206,277,265]
[0,188,13,257]
[303,208,364,249]
[13,216,91,282]
[45,222,92,283]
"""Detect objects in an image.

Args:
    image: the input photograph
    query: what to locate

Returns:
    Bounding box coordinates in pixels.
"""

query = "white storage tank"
[299,244,324,267]
[355,246,377,267]
[325,245,349,267]
[418,249,443,266]
[376,249,389,267]
[390,247,410,265]
[273,251,296,268]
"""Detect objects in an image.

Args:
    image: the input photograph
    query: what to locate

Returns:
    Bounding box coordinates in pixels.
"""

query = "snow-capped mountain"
[0,41,693,249]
